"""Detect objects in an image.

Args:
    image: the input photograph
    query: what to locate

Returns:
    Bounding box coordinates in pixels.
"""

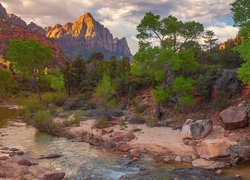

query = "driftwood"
[229,143,250,165]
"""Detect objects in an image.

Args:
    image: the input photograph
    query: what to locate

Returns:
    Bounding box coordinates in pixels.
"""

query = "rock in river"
[219,106,248,130]
[192,158,225,169]
[181,119,213,140]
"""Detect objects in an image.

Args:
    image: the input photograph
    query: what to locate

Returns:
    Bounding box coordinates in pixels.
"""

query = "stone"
[28,165,47,179]
[117,143,130,152]
[163,154,175,162]
[196,139,231,159]
[9,147,19,151]
[16,151,24,155]
[44,171,65,180]
[0,3,7,18]
[39,153,62,159]
[129,149,141,158]
[181,119,213,140]
[215,169,223,175]
[182,156,192,163]
[17,158,33,166]
[192,159,225,169]
[0,155,9,160]
[219,106,248,130]
[175,156,182,162]
[2,161,29,177]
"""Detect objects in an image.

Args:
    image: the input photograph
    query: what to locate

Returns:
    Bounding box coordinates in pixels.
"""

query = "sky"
[1,0,239,54]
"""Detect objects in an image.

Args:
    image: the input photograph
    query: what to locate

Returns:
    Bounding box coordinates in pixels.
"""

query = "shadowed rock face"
[46,12,132,59]
[0,3,7,18]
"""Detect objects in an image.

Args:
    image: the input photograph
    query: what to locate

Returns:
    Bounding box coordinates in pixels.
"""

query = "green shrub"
[96,117,108,129]
[146,117,158,127]
[209,96,230,110]
[53,93,67,107]
[75,116,81,126]
[42,92,55,106]
[22,102,44,121]
[214,69,242,97]
[196,69,217,96]
[119,119,126,126]
[32,110,58,133]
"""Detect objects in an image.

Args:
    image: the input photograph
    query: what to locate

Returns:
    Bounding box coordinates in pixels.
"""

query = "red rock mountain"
[0,4,68,65]
[46,12,132,59]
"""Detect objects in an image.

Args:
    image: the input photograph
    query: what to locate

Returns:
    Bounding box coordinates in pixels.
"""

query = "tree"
[231,0,250,27]
[95,74,116,119]
[6,39,52,101]
[0,69,17,95]
[235,39,250,85]
[136,12,204,52]
[202,30,219,51]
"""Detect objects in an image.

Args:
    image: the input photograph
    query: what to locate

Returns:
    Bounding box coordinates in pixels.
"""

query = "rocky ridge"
[46,12,132,59]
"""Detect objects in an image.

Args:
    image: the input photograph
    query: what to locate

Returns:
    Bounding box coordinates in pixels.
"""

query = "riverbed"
[0,106,249,179]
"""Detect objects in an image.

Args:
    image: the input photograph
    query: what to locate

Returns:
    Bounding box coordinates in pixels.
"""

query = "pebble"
[215,169,222,175]
[235,174,241,178]
[175,156,182,162]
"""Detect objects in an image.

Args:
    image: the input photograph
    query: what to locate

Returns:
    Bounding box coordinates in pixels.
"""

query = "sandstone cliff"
[46,12,132,59]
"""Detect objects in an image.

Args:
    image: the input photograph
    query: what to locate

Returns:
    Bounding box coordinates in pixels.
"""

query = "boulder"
[219,106,248,130]
[117,143,130,152]
[181,119,213,140]
[28,165,47,179]
[44,171,65,180]
[17,158,33,166]
[192,158,225,169]
[196,139,231,159]
[129,149,141,158]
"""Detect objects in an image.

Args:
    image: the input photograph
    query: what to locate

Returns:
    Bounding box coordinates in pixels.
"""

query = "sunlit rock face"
[46,12,132,59]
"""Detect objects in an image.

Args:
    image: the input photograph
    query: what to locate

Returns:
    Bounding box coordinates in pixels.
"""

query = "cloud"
[206,25,239,42]
[1,0,238,54]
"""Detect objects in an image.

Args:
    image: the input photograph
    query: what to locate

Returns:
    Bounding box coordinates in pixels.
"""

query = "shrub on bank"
[32,110,59,133]
[96,117,108,129]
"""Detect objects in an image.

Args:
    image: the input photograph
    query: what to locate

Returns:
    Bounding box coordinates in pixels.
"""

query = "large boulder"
[181,119,213,140]
[192,158,225,169]
[219,106,248,130]
[196,139,231,159]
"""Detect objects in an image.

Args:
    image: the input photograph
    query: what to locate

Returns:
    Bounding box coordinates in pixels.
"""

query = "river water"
[0,106,249,179]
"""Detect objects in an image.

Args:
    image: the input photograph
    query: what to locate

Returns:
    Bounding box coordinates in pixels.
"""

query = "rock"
[0,3,7,18]
[192,158,225,169]
[182,156,192,163]
[0,147,9,151]
[2,161,29,177]
[39,153,62,159]
[181,119,213,140]
[0,167,6,178]
[175,156,182,162]
[44,171,65,180]
[190,153,198,160]
[163,154,175,162]
[215,169,222,175]
[28,165,47,179]
[129,149,141,158]
[8,152,15,157]
[17,158,33,166]
[219,106,248,130]
[27,22,46,35]
[117,143,130,152]
[196,139,231,159]
[16,151,24,155]
[235,174,241,178]
[0,155,9,160]
[9,147,19,151]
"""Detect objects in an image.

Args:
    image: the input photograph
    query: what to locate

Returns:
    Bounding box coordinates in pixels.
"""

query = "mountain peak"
[0,3,7,18]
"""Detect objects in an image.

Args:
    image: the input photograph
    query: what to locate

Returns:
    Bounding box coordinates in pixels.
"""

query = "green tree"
[235,39,250,85]
[95,74,116,119]
[0,69,17,95]
[231,0,250,27]
[202,30,219,51]
[6,39,52,101]
[136,12,204,52]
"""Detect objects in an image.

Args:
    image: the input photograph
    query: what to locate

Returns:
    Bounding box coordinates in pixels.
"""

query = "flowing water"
[0,106,249,179]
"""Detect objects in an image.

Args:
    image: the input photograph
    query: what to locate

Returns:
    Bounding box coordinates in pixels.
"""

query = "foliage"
[152,86,170,104]
[47,73,65,92]
[96,117,108,129]
[245,104,250,118]
[209,96,230,110]
[0,69,17,95]
[146,117,158,127]
[6,39,52,101]
[95,74,116,109]
[231,0,250,26]
[173,76,195,105]
[214,69,242,97]
[137,13,204,52]
[32,110,58,133]
[202,30,219,51]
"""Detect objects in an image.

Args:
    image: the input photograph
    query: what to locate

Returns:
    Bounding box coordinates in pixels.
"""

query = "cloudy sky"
[1,0,239,54]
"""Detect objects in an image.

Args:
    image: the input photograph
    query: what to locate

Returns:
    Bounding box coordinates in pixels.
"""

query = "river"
[0,106,249,179]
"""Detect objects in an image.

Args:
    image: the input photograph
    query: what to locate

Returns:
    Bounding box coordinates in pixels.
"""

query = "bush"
[245,104,250,118]
[22,102,44,121]
[42,92,55,106]
[196,69,217,96]
[128,113,146,124]
[32,110,59,133]
[146,117,158,127]
[214,69,242,97]
[209,96,230,110]
[96,117,108,129]
[53,93,67,107]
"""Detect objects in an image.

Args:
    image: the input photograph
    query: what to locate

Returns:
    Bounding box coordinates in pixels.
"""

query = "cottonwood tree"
[6,39,52,101]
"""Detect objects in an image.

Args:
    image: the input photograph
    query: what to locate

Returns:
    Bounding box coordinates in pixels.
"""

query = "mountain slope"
[46,12,132,59]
